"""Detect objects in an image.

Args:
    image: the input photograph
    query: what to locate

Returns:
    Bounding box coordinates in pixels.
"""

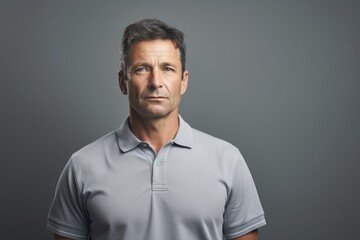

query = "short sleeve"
[47,158,90,239]
[223,150,266,239]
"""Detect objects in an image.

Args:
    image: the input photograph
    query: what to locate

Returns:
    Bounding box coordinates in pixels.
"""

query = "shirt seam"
[48,216,88,234]
[69,159,89,219]
[48,224,88,238]
[223,214,265,231]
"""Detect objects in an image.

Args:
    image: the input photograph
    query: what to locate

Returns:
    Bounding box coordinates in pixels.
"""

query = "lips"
[145,96,167,99]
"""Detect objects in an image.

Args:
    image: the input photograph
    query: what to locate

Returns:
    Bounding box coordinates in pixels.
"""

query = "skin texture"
[119,39,188,153]
[53,40,259,240]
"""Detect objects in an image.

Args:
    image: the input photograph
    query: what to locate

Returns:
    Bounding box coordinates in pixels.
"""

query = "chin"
[144,108,176,119]
[146,112,169,118]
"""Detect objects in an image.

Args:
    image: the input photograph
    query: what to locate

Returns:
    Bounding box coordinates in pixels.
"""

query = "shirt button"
[142,143,148,147]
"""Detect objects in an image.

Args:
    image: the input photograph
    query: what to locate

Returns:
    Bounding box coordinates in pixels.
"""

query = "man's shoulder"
[70,130,118,163]
[191,127,239,153]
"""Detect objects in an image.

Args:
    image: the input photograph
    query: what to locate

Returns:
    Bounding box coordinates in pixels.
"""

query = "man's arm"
[54,231,258,240]
[54,234,72,240]
[232,229,258,240]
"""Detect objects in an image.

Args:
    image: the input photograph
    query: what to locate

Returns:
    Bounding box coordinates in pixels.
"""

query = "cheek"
[128,82,143,98]
[129,90,141,103]
[174,83,183,96]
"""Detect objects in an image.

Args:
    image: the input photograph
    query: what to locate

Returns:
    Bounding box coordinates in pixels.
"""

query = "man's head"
[120,18,186,79]
[118,19,189,120]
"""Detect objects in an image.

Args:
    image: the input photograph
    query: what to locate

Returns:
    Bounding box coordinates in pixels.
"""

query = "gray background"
[1,0,359,239]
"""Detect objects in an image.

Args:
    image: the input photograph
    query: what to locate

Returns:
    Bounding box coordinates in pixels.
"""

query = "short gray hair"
[120,19,186,78]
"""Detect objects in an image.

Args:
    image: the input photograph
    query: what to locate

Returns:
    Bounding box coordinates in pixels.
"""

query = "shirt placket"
[139,141,173,192]
[152,141,174,192]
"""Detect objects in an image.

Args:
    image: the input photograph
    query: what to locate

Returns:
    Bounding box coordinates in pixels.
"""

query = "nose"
[148,68,163,89]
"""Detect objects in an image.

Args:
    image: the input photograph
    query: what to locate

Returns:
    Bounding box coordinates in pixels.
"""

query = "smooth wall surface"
[1,0,359,239]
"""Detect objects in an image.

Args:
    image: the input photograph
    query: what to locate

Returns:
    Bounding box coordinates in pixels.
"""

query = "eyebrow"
[129,62,151,70]
[131,61,177,70]
[160,62,177,68]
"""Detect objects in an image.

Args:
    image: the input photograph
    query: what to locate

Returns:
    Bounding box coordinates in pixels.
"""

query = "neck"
[129,109,180,153]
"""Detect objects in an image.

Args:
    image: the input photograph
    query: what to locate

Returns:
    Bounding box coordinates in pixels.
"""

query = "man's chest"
[82,149,230,237]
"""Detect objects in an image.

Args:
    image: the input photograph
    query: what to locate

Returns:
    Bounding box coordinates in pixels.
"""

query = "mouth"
[145,96,167,100]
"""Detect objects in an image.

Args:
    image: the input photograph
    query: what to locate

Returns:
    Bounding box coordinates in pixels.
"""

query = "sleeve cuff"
[47,218,89,240]
[224,214,266,239]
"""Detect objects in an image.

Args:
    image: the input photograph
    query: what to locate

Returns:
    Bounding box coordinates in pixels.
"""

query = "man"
[48,19,266,240]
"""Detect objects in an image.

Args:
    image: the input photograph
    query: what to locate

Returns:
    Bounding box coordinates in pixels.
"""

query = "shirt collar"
[116,115,193,153]
[173,115,193,149]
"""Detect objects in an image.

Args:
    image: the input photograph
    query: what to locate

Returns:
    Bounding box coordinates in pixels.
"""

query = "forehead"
[129,39,180,62]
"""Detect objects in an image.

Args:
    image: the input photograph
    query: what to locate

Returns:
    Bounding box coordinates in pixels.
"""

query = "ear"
[180,70,189,95]
[118,70,128,95]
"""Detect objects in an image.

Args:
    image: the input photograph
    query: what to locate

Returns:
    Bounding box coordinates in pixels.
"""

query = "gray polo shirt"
[48,116,266,240]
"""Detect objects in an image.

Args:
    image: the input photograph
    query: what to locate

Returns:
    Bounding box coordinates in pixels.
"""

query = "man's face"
[120,39,188,119]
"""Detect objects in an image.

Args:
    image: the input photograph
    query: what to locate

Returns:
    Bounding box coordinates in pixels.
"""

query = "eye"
[134,66,149,74]
[163,66,175,72]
